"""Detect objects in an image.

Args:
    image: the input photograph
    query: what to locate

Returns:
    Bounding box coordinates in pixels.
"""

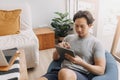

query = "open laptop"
[0,48,18,66]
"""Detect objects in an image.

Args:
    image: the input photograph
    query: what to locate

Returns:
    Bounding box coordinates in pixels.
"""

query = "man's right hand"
[58,42,71,49]
[53,42,71,60]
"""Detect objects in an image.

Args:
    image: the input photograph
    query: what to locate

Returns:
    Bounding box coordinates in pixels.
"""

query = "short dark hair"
[73,10,95,25]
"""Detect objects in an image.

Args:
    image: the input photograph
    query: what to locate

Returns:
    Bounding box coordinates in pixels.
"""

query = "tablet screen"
[55,45,76,58]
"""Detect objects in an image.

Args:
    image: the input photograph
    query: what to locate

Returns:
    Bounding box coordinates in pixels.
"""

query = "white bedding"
[0,30,39,68]
[0,1,39,68]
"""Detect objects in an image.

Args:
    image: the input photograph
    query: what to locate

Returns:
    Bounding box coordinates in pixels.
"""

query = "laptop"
[0,48,19,66]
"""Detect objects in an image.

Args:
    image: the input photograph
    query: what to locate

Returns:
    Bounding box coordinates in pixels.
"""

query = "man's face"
[74,17,91,38]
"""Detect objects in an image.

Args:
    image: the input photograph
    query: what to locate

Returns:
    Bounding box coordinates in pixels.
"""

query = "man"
[39,10,106,80]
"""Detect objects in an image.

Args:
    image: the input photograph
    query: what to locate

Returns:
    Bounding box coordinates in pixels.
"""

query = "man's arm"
[65,41,106,75]
[53,50,60,60]
[65,54,106,75]
[53,41,71,60]
[80,57,106,75]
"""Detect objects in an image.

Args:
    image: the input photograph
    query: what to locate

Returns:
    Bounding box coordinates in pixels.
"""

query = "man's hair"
[73,10,95,25]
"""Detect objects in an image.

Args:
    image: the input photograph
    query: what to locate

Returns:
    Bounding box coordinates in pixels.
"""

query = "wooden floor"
[28,48,120,80]
[28,48,55,80]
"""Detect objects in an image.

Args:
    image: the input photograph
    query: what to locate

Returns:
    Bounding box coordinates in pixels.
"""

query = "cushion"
[92,51,118,80]
[0,2,32,30]
[0,9,21,36]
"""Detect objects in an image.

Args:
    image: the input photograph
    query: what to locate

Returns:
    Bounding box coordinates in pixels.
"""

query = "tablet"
[0,48,18,66]
[55,45,76,58]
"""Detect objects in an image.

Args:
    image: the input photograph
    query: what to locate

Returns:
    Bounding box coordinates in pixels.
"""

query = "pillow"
[0,9,21,36]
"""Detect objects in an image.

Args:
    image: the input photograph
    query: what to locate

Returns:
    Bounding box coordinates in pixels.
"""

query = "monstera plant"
[51,12,73,40]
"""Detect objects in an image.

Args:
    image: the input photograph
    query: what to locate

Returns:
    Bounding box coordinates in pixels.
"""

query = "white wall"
[0,0,66,28]
[28,0,66,28]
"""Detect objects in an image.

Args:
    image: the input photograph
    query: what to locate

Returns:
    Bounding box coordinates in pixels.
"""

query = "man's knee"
[58,68,77,80]
[58,68,69,76]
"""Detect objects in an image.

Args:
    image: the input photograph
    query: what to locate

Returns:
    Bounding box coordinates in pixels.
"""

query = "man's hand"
[65,54,83,65]
[53,41,70,60]
[58,42,71,49]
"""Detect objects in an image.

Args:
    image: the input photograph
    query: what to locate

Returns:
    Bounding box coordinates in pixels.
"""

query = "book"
[0,48,20,71]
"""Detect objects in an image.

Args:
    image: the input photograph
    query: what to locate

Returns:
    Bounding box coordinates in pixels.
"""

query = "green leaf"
[62,12,69,18]
[51,11,73,37]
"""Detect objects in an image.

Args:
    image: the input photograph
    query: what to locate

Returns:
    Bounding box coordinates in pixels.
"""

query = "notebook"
[0,48,19,67]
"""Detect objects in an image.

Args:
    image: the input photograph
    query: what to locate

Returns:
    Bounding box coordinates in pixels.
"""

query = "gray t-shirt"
[61,34,105,74]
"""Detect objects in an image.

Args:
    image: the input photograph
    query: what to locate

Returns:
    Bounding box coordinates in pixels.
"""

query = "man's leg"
[58,68,77,80]
[38,77,48,80]
[58,68,88,80]
[38,71,58,80]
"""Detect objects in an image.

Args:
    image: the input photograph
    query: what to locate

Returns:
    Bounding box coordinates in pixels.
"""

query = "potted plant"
[51,12,73,42]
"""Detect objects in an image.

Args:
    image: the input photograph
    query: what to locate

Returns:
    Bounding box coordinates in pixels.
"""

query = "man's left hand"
[65,54,84,65]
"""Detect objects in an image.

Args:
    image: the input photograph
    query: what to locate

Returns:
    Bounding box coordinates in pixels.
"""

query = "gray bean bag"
[47,51,118,80]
